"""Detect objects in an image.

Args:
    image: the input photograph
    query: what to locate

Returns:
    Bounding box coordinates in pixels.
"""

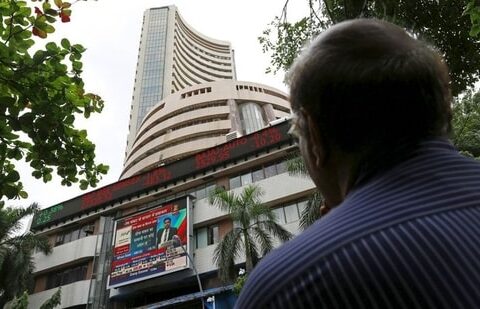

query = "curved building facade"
[121,80,290,178]
[126,6,236,154]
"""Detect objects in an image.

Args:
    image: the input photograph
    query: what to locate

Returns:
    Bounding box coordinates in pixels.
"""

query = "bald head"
[289,19,452,163]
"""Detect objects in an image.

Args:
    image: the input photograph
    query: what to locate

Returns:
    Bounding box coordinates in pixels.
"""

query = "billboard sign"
[108,197,190,288]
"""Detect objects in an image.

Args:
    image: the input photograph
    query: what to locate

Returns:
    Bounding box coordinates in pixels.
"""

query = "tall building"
[122,80,291,178]
[26,6,314,309]
[126,6,236,156]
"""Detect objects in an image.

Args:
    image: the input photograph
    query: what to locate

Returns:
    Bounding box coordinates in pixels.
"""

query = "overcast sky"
[11,0,308,209]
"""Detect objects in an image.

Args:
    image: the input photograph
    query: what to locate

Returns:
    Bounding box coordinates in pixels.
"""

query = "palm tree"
[286,151,326,230]
[0,203,51,308]
[209,184,293,281]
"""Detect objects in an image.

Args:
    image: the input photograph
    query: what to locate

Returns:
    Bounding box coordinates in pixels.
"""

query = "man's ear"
[303,113,325,168]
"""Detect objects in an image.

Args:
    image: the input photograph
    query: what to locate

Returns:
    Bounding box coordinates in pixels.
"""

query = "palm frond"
[286,152,310,177]
[239,185,264,205]
[299,191,324,230]
[213,228,243,281]
[0,203,40,244]
[252,226,274,256]
[209,187,238,214]
[243,232,260,270]
[259,220,293,243]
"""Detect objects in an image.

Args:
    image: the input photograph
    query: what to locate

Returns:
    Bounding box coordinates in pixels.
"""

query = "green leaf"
[45,42,58,51]
[6,171,20,182]
[43,173,52,182]
[61,38,70,49]
[469,24,480,37]
[0,96,16,106]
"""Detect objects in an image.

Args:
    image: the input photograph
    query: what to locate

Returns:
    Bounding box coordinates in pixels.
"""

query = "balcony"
[33,235,100,273]
[28,280,91,309]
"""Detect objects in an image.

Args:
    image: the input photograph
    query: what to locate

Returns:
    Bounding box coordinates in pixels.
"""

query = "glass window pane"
[205,183,216,197]
[264,164,277,178]
[241,173,253,186]
[195,228,208,249]
[208,225,219,245]
[70,229,79,241]
[229,176,241,189]
[63,231,72,243]
[276,161,287,174]
[284,204,299,223]
[272,207,286,224]
[297,200,308,214]
[196,186,207,200]
[252,168,265,182]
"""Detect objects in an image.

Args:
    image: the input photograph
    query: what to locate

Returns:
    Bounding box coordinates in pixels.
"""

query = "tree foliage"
[0,0,108,203]
[8,287,61,309]
[208,185,293,282]
[0,203,51,307]
[259,0,480,96]
[452,89,480,159]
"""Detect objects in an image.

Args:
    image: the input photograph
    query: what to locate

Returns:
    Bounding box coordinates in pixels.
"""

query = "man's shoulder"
[236,142,480,308]
[237,204,480,308]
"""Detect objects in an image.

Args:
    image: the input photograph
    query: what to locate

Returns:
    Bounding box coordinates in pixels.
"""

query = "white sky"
[10,0,308,209]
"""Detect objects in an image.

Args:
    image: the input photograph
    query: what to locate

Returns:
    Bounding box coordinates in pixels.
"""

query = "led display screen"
[108,197,190,288]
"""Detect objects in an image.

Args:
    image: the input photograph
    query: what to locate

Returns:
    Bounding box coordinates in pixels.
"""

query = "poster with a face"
[108,197,189,288]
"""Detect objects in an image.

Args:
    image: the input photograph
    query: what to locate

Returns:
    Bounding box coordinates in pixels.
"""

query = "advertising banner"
[108,197,190,288]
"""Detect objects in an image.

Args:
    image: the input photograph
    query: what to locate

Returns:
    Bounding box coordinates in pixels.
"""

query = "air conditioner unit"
[269,117,289,126]
[84,225,95,235]
[226,131,240,142]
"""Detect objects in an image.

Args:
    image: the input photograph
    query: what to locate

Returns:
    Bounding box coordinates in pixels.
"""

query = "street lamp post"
[172,235,205,308]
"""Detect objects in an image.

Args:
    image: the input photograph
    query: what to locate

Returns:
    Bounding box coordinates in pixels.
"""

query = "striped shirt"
[236,139,480,308]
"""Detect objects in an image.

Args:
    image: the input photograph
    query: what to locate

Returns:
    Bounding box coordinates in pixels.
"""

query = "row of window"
[174,46,231,81]
[229,160,287,189]
[135,100,228,145]
[175,17,232,57]
[54,223,94,247]
[137,13,168,128]
[181,87,212,99]
[173,29,232,67]
[45,263,88,290]
[174,35,233,73]
[135,160,288,210]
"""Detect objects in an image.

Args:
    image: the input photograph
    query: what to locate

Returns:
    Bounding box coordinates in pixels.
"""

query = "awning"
[133,285,233,309]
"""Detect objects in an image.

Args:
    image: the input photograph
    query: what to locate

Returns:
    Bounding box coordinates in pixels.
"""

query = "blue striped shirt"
[236,139,480,308]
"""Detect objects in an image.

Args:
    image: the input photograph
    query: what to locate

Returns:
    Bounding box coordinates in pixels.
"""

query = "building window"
[239,102,266,135]
[284,203,300,223]
[272,199,308,225]
[229,176,242,190]
[45,263,88,290]
[272,207,286,224]
[54,224,94,247]
[195,224,220,249]
[208,225,219,245]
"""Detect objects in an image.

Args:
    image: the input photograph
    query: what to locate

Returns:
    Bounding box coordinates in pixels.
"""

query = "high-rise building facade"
[25,6,315,309]
[122,80,291,178]
[126,6,236,155]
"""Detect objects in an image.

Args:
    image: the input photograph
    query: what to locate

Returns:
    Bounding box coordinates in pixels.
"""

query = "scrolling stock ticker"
[31,122,290,230]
